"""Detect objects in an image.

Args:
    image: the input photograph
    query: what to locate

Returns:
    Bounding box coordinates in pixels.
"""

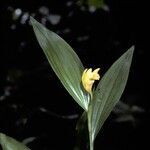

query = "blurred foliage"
[0,133,30,150]
[79,0,105,8]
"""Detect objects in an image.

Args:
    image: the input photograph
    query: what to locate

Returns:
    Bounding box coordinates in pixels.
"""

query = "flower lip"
[81,68,100,94]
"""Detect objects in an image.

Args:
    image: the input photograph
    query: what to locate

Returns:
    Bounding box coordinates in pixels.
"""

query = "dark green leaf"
[75,111,89,150]
[0,133,30,150]
[89,46,134,139]
[30,17,89,110]
[76,111,87,132]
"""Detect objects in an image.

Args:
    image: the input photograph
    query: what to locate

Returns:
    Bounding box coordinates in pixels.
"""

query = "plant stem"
[89,132,94,150]
[88,111,94,150]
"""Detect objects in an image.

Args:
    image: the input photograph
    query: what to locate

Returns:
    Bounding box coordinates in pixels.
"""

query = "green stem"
[88,111,94,150]
[89,132,94,150]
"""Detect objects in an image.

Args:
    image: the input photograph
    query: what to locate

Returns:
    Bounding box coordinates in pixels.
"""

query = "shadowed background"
[0,0,149,150]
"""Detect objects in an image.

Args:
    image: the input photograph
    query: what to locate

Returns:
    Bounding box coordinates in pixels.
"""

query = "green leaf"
[89,46,134,140]
[76,111,87,132]
[0,133,30,150]
[75,111,89,150]
[30,17,89,111]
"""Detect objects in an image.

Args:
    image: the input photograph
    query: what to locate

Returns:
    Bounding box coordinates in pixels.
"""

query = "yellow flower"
[81,68,100,94]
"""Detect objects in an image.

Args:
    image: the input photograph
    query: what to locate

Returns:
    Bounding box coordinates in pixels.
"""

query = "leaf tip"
[30,16,37,26]
[0,133,6,144]
[124,45,135,61]
[0,132,4,138]
[129,45,135,54]
[128,45,134,55]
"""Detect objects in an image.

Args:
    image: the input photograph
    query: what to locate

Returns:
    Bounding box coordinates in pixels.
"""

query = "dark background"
[0,0,149,150]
